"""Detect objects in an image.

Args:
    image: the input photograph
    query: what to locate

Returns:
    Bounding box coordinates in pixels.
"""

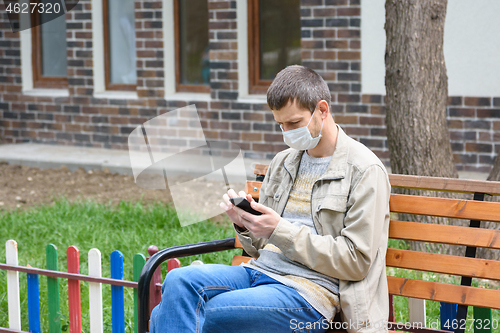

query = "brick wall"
[447,97,500,172]
[0,0,499,173]
[300,0,389,165]
[0,3,21,142]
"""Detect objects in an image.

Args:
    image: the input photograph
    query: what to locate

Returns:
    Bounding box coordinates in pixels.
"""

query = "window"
[31,0,67,89]
[174,0,210,93]
[103,0,136,90]
[247,0,301,94]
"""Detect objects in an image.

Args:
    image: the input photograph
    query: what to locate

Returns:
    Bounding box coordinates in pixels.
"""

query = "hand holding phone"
[229,197,262,216]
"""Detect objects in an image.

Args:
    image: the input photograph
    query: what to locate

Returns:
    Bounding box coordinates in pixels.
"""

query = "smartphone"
[229,197,262,215]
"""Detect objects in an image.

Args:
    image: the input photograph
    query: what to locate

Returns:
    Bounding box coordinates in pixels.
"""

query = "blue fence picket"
[440,302,457,331]
[27,273,41,333]
[111,250,125,333]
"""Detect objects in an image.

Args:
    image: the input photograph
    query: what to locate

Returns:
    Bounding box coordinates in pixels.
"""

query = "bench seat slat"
[389,174,500,196]
[237,249,500,283]
[390,194,500,222]
[232,255,251,266]
[386,248,500,281]
[387,276,500,310]
[389,220,500,249]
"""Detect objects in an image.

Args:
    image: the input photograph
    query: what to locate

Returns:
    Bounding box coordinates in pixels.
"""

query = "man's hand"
[220,189,248,230]
[220,189,281,239]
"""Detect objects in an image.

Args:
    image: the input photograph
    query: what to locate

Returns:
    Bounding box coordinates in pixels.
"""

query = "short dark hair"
[267,65,331,113]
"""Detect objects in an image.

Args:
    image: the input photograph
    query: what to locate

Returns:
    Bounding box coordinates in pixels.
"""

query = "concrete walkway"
[0,143,271,181]
[0,143,489,181]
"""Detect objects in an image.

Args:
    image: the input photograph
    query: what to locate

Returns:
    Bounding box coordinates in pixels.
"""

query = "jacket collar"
[321,125,348,180]
[283,148,303,183]
[282,125,349,181]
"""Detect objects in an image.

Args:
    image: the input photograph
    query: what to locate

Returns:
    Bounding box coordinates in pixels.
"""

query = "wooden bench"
[138,165,500,333]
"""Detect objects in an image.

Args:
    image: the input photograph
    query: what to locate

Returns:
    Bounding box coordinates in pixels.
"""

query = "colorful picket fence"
[0,240,180,333]
[4,238,496,333]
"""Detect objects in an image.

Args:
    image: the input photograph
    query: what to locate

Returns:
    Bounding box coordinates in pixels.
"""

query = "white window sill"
[237,94,267,104]
[23,89,69,97]
[94,91,139,100]
[165,92,211,102]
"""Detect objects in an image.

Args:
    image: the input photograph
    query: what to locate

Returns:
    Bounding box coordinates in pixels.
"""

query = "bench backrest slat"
[386,248,500,281]
[389,174,500,195]
[388,276,500,310]
[390,194,500,222]
[252,169,500,195]
[389,220,500,250]
[254,164,269,176]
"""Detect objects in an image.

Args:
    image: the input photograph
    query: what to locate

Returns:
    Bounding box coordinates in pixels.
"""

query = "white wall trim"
[20,29,33,92]
[362,0,500,97]
[163,0,176,96]
[19,0,33,92]
[360,0,385,95]
[23,89,69,97]
[94,91,138,99]
[91,0,105,94]
[165,92,211,102]
[236,0,250,99]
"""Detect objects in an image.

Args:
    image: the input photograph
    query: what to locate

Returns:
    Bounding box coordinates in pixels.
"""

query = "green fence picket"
[133,253,146,333]
[473,307,492,333]
[46,244,61,333]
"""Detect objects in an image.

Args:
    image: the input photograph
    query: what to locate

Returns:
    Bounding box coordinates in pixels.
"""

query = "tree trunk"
[384,0,466,256]
[487,154,500,181]
[385,0,457,179]
[477,154,500,260]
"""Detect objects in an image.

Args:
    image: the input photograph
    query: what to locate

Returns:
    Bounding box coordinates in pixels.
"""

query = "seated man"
[150,65,391,333]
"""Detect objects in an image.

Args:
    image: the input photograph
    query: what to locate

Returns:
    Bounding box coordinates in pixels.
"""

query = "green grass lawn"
[0,199,499,332]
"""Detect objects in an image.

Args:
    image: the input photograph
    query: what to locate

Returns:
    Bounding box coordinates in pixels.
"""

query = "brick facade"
[0,0,499,173]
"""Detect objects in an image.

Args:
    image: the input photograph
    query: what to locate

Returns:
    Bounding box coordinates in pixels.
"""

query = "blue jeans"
[149,264,327,333]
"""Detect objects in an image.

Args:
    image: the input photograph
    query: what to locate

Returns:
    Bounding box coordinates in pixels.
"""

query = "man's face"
[272,100,322,137]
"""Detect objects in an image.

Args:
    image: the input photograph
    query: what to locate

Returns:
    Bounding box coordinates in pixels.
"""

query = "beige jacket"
[236,126,391,333]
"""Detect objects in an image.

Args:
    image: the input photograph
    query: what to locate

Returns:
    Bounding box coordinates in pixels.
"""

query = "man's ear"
[318,100,330,119]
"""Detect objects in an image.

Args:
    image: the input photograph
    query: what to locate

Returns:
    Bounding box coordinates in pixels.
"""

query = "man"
[150,65,391,333]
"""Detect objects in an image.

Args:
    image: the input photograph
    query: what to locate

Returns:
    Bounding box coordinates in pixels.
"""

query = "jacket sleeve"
[267,164,391,281]
[233,162,275,258]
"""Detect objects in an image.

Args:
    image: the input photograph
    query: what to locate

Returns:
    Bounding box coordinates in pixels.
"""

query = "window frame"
[31,7,68,89]
[102,0,137,91]
[173,0,210,93]
[247,0,271,95]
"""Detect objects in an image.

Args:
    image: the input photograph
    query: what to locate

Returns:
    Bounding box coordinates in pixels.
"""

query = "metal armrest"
[137,237,237,333]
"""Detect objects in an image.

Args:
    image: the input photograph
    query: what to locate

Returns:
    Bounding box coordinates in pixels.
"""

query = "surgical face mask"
[281,108,325,150]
